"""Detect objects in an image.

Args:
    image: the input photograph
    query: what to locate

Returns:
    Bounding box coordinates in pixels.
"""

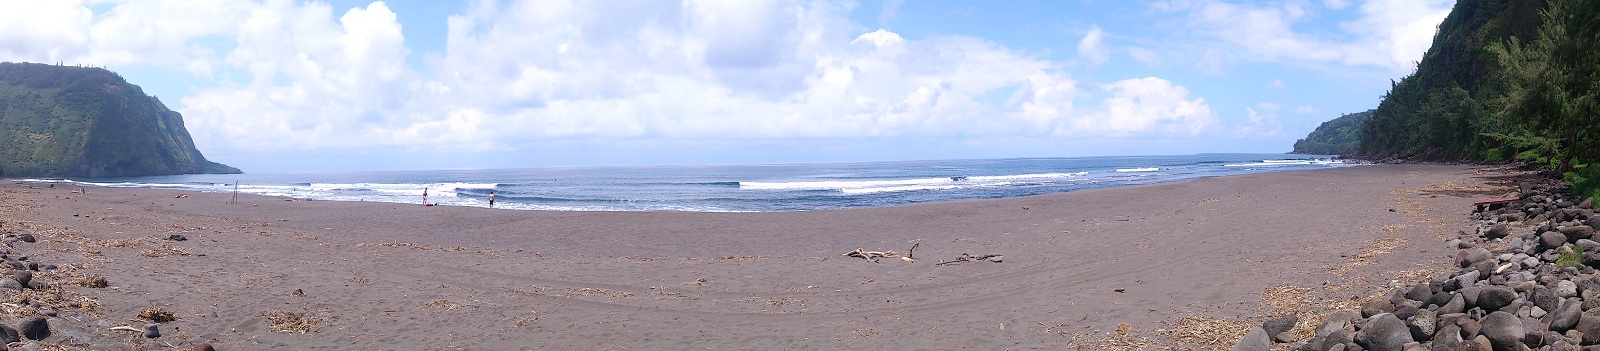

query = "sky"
[0,0,1456,173]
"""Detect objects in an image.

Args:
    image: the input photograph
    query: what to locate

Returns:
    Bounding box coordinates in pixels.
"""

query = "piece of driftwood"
[936,253,1003,266]
[843,240,922,263]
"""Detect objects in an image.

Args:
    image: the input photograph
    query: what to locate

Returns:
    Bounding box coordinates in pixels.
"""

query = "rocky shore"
[1233,173,1600,351]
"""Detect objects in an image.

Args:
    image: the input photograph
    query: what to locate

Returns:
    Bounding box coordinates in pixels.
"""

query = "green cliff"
[1292,109,1373,156]
[0,62,239,178]
[1354,0,1599,197]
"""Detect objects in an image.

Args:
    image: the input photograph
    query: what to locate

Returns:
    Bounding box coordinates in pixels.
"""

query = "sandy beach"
[0,163,1510,350]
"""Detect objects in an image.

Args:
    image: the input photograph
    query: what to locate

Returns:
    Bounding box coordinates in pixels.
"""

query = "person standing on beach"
[422,187,429,205]
[488,191,496,207]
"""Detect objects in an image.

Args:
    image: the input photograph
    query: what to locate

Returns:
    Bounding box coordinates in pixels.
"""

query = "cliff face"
[1292,109,1373,156]
[1356,0,1546,160]
[0,62,239,178]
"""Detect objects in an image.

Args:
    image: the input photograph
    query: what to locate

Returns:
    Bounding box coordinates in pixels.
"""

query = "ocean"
[24,154,1351,212]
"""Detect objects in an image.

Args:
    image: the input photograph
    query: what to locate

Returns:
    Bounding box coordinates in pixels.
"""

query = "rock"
[1265,314,1299,335]
[0,324,18,343]
[1557,280,1579,298]
[1543,231,1570,249]
[1460,319,1482,340]
[15,233,33,243]
[16,316,47,340]
[1454,271,1482,290]
[0,278,21,292]
[1230,327,1271,351]
[1582,197,1594,209]
[1479,311,1523,350]
[6,271,30,287]
[1439,294,1467,315]
[142,323,159,338]
[166,234,187,241]
[1432,324,1465,349]
[1363,300,1396,318]
[1579,239,1600,253]
[1274,331,1298,343]
[1357,313,1414,351]
[1464,335,1493,351]
[192,343,216,351]
[1576,308,1600,345]
[1408,309,1436,342]
[1477,286,1517,312]
[1485,225,1510,240]
[1426,292,1454,308]
[1552,298,1582,332]
[1563,226,1596,243]
[1460,248,1494,268]
[1534,286,1560,311]
[1319,313,1354,337]
[1407,284,1434,302]
[1395,305,1420,321]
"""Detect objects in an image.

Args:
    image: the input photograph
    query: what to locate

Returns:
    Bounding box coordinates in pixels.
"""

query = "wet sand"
[0,163,1507,349]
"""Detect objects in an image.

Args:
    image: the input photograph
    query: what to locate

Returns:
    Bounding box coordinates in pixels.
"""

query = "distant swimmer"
[488,191,496,207]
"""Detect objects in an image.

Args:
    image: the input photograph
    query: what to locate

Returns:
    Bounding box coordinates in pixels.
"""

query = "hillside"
[1355,0,1599,197]
[0,62,239,178]
[1291,109,1372,155]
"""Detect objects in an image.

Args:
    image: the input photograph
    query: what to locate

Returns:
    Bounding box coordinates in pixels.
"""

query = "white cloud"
[1294,105,1318,114]
[6,0,1236,160]
[1269,78,1285,89]
[1236,102,1285,138]
[1152,0,1453,73]
[0,0,92,63]
[1076,25,1109,67]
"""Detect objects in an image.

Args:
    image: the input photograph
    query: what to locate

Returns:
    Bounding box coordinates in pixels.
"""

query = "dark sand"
[0,164,1512,349]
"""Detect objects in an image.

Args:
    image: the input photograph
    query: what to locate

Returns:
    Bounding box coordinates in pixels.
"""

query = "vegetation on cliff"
[0,62,238,178]
[1355,0,1598,198]
[1292,109,1372,155]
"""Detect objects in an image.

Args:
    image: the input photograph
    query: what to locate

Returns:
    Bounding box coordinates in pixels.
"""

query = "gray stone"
[1265,314,1299,335]
[1230,326,1271,351]
[1319,313,1353,337]
[1363,300,1396,318]
[16,233,33,243]
[1485,225,1510,240]
[1432,324,1465,350]
[1357,313,1414,351]
[1477,286,1518,312]
[6,271,30,287]
[1273,331,1298,343]
[1552,298,1583,332]
[1479,311,1523,350]
[192,343,216,351]
[1461,287,1483,309]
[1576,307,1600,345]
[1558,280,1580,298]
[16,316,47,340]
[1454,271,1482,290]
[1408,283,1434,302]
[1535,285,1560,312]
[1408,309,1436,342]
[1439,294,1466,315]
[1563,226,1596,242]
[142,323,159,338]
[1544,231,1571,249]
[0,324,18,343]
[0,278,21,292]
[1460,248,1494,268]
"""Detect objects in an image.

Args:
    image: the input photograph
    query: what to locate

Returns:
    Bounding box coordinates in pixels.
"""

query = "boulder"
[1478,311,1523,350]
[0,324,18,343]
[142,323,160,338]
[1485,225,1510,240]
[1557,280,1579,298]
[1459,248,1494,268]
[1264,314,1299,335]
[1438,294,1467,315]
[1543,231,1570,250]
[0,278,21,292]
[1407,309,1436,342]
[1576,308,1600,345]
[1363,300,1396,318]
[1318,312,1354,337]
[1230,327,1271,351]
[1552,299,1583,332]
[1562,226,1596,243]
[1476,286,1517,312]
[1431,324,1465,349]
[1357,313,1414,351]
[17,316,47,340]
[1407,283,1434,302]
[1534,286,1559,312]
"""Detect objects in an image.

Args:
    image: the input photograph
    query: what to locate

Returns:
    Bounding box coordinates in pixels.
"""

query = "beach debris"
[166,234,188,241]
[936,253,1003,266]
[138,306,177,323]
[684,277,708,286]
[843,240,920,263]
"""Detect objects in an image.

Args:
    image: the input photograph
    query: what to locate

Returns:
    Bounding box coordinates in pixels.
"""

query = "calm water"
[26,154,1351,212]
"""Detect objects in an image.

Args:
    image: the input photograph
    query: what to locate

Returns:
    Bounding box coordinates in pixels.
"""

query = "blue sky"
[0,0,1454,173]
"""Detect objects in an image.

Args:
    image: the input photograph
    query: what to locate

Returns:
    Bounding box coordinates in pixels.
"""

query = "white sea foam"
[1114,167,1160,172]
[1223,159,1342,167]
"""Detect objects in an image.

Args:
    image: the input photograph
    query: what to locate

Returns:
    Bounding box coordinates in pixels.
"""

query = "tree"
[1494,0,1600,172]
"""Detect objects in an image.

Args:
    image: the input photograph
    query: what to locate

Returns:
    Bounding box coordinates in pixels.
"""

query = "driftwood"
[843,240,922,263]
[936,253,1003,266]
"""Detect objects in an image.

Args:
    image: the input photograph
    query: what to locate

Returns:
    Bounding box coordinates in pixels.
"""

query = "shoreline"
[0,163,1497,349]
